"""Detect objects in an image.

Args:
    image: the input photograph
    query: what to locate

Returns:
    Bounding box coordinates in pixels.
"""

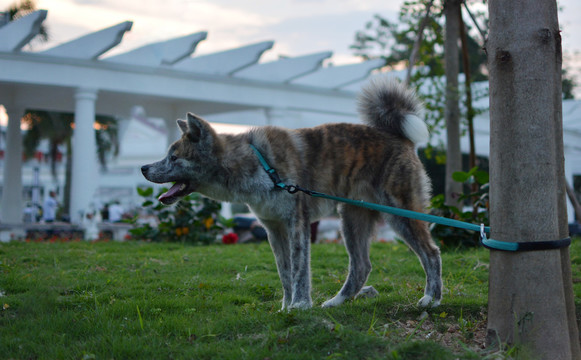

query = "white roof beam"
[291,59,386,89]
[41,21,133,60]
[173,41,273,75]
[104,31,207,67]
[233,51,332,83]
[0,55,356,115]
[0,9,47,52]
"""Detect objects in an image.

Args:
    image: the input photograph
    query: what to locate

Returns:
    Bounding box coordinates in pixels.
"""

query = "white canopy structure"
[1,10,580,229]
[0,10,386,225]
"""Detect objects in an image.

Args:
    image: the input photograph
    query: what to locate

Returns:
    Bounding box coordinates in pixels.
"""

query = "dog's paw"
[357,286,379,299]
[321,295,346,308]
[288,300,312,310]
[417,295,441,308]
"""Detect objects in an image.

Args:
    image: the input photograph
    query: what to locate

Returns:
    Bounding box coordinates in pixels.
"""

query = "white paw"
[417,295,433,307]
[288,300,312,310]
[280,298,291,312]
[417,295,441,308]
[321,295,346,308]
[357,286,379,299]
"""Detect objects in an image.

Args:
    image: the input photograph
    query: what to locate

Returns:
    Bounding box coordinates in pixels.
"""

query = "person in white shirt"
[42,191,58,223]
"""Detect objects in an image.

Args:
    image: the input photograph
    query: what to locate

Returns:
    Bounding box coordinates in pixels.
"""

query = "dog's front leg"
[287,215,312,310]
[261,219,293,311]
[262,215,312,310]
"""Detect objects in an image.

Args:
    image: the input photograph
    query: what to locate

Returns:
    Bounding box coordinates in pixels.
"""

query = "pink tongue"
[158,182,184,201]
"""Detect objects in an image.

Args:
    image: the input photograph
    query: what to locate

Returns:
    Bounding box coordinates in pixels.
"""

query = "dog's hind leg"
[322,205,378,308]
[389,216,442,307]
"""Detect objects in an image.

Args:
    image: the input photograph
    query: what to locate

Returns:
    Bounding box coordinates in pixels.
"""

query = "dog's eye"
[170,155,178,161]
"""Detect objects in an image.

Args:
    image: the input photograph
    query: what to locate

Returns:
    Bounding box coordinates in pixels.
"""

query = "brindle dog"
[141,77,442,310]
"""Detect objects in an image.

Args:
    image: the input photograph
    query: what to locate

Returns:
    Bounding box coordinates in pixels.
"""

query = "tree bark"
[444,0,463,206]
[486,1,580,358]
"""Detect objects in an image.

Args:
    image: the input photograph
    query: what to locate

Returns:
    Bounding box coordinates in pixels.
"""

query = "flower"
[203,217,214,229]
[176,227,189,237]
[222,233,238,244]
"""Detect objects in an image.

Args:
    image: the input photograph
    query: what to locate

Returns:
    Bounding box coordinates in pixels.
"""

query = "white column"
[70,88,99,224]
[0,106,25,224]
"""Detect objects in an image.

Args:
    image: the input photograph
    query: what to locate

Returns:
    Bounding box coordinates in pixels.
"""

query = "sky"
[4,0,403,65]
[1,0,581,80]
[1,0,580,65]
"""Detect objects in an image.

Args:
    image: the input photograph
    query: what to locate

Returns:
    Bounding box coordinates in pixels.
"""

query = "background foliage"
[128,187,234,245]
[429,167,489,249]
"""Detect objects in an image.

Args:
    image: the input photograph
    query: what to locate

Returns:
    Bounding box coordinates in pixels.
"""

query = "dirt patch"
[389,309,490,354]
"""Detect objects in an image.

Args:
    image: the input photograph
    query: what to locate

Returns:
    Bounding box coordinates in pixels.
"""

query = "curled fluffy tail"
[357,77,429,144]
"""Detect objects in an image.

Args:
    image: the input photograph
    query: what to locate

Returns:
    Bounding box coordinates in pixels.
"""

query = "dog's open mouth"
[158,181,195,205]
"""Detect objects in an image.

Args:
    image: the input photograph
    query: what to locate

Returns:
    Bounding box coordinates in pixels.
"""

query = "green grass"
[1,239,580,359]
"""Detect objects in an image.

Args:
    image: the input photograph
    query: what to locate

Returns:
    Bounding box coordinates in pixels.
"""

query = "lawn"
[1,238,580,359]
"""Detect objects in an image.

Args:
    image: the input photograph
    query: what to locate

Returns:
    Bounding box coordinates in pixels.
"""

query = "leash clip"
[285,185,299,194]
[480,223,486,241]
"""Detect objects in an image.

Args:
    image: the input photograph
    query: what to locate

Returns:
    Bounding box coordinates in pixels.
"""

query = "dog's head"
[141,113,221,205]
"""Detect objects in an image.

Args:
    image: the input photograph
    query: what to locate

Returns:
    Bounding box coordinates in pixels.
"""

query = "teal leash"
[306,190,487,233]
[480,229,570,252]
[250,144,571,252]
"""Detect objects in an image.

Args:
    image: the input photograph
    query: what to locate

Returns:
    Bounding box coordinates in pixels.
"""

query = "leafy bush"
[127,187,234,244]
[430,167,489,249]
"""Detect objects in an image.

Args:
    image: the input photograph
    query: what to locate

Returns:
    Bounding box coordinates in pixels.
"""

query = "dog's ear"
[179,113,215,143]
[186,113,204,142]
[177,118,188,134]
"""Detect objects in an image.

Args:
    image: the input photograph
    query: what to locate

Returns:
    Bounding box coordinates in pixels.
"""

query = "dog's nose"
[141,165,150,175]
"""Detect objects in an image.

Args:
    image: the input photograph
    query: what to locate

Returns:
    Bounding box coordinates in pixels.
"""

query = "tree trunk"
[444,0,462,206]
[486,1,580,358]
[459,10,479,218]
[459,13,475,172]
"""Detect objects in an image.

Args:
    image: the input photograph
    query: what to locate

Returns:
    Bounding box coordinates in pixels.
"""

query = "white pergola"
[2,10,580,228]
[0,10,385,224]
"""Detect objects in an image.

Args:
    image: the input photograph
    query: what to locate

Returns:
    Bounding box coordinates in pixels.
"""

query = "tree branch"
[405,0,434,85]
[462,1,486,44]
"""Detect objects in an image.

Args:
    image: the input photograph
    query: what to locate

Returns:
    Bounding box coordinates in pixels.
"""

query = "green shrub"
[127,186,234,244]
[430,167,489,249]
